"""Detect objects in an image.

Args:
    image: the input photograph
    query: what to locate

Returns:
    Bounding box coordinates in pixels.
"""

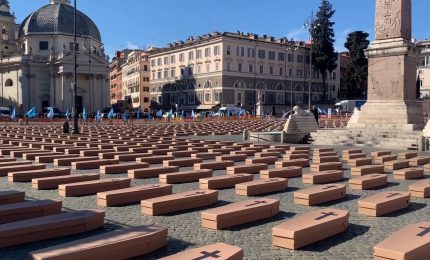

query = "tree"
[344,31,370,99]
[310,0,338,102]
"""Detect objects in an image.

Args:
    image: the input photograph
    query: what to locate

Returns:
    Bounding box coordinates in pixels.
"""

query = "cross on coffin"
[322,185,337,190]
[192,250,222,260]
[386,193,402,198]
[185,191,206,197]
[417,226,430,237]
[138,185,161,191]
[315,212,338,220]
[246,200,267,207]
[265,179,278,183]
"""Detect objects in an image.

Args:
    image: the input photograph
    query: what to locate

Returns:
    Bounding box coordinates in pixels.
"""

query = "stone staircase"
[312,129,424,151]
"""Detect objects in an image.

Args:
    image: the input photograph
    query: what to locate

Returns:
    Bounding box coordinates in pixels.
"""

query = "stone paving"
[0,134,429,259]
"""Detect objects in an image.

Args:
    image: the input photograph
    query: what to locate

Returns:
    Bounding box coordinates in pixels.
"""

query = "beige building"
[417,40,430,98]
[120,50,150,112]
[0,0,110,115]
[149,32,340,114]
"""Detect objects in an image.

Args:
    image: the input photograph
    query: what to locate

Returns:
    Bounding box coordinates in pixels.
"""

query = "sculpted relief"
[375,0,411,40]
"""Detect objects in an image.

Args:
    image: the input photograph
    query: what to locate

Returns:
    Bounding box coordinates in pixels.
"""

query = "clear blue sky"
[11,0,430,58]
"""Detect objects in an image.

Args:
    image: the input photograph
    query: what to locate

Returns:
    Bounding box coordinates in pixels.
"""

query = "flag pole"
[72,0,80,134]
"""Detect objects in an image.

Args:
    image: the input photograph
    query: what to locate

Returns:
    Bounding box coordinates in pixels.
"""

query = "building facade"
[120,50,151,112]
[149,32,340,114]
[109,50,131,107]
[0,0,109,115]
[417,40,430,98]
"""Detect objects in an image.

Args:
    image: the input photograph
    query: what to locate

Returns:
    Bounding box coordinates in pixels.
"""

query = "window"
[39,41,49,51]
[289,68,293,77]
[259,65,264,74]
[288,53,294,62]
[249,64,253,73]
[144,97,149,103]
[236,46,244,56]
[331,72,337,80]
[214,46,220,56]
[151,60,156,67]
[69,42,79,51]
[226,45,231,55]
[215,61,219,71]
[189,51,194,61]
[197,50,202,59]
[269,66,273,75]
[268,51,276,60]
[4,79,13,87]
[164,57,168,65]
[152,72,156,80]
[226,62,231,71]
[258,50,266,59]
[278,52,285,61]
[164,70,168,79]
[197,64,202,74]
[143,65,148,71]
[157,71,161,79]
[279,67,283,76]
[305,55,310,64]
[238,63,242,72]
[170,55,176,64]
[206,63,210,73]
[179,53,184,62]
[205,47,211,57]
[157,58,162,66]
[188,93,195,104]
[188,67,193,75]
[297,55,304,63]
[247,48,255,58]
[171,69,176,78]
[296,69,303,78]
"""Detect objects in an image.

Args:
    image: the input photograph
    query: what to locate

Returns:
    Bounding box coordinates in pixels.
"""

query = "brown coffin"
[275,159,309,168]
[100,162,149,174]
[294,184,346,206]
[160,242,243,260]
[115,153,151,162]
[128,166,179,179]
[32,174,101,190]
[0,158,16,163]
[232,150,257,156]
[201,198,279,230]
[137,155,175,164]
[246,156,278,165]
[313,151,337,159]
[149,148,178,156]
[97,184,173,207]
[236,178,288,196]
[348,158,373,167]
[72,159,119,170]
[98,151,132,160]
[141,189,218,216]
[302,170,344,184]
[168,150,196,158]
[272,208,349,249]
[30,225,168,260]
[23,152,63,161]
[159,169,213,184]
[384,160,409,171]
[192,152,223,160]
[409,179,430,198]
[374,155,397,164]
[255,152,281,158]
[216,154,247,162]
[284,154,309,160]
[260,166,302,179]
[371,151,392,157]
[0,160,32,168]
[349,174,388,190]
[54,156,99,166]
[0,209,104,249]
[410,156,430,166]
[310,162,343,172]
[0,190,25,205]
[227,163,268,175]
[199,174,254,190]
[290,146,310,151]
[394,168,424,180]
[59,178,131,197]
[0,200,62,224]
[314,148,335,153]
[342,152,365,160]
[374,222,430,260]
[358,191,410,217]
[35,154,79,164]
[8,168,70,183]
[398,152,418,160]
[163,158,203,167]
[313,156,339,164]
[351,165,385,176]
[0,164,46,177]
[195,161,234,171]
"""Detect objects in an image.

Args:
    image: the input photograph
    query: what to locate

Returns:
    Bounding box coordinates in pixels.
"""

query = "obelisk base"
[347,101,424,131]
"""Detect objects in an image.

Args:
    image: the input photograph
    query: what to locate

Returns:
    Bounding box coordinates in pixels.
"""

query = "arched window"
[256,82,266,90]
[294,85,304,92]
[276,83,285,91]
[234,80,246,89]
[204,81,213,89]
[5,79,13,87]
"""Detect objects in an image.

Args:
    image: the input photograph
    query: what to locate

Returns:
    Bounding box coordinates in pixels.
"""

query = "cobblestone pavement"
[0,135,429,259]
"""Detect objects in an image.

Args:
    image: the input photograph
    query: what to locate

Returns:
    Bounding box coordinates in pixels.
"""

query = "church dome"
[18,1,101,42]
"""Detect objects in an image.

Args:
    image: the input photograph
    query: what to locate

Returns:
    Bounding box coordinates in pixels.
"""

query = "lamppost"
[304,13,319,110]
[72,0,79,134]
[286,44,299,112]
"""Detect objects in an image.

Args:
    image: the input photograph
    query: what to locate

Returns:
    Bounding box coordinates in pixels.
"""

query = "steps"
[312,129,423,151]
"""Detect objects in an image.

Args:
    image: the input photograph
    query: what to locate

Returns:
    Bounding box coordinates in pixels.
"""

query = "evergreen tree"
[310,0,338,102]
[344,31,370,99]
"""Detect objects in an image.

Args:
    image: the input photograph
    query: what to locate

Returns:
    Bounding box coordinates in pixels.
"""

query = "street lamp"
[72,0,79,134]
[303,13,320,110]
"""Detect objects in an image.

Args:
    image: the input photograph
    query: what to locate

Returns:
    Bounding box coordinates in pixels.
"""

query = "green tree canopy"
[310,0,338,102]
[344,31,370,99]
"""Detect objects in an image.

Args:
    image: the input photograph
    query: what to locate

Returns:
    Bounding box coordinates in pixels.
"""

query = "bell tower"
[0,0,17,56]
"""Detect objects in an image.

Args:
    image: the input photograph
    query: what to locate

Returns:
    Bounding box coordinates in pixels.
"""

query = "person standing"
[311,105,319,123]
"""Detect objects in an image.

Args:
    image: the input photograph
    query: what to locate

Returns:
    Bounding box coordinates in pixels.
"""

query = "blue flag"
[156,109,163,117]
[191,110,195,118]
[10,107,16,121]
[317,107,323,114]
[107,108,114,119]
[123,111,128,121]
[82,108,87,120]
[136,110,141,120]
[168,109,173,118]
[96,110,102,122]
[239,109,246,116]
[25,107,36,118]
[65,110,71,120]
[47,107,54,119]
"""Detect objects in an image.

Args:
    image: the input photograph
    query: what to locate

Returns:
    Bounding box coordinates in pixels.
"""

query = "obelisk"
[347,0,424,131]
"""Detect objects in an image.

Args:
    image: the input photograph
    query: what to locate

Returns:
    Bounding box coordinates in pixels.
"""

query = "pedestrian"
[311,105,319,123]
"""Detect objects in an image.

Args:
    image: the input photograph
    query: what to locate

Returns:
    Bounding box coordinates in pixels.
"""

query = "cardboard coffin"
[236,178,288,196]
[349,174,388,190]
[160,243,243,260]
[358,191,410,217]
[294,184,346,206]
[199,174,254,190]
[0,199,62,224]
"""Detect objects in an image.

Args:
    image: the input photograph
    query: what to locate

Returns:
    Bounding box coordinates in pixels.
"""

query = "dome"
[18,2,101,42]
